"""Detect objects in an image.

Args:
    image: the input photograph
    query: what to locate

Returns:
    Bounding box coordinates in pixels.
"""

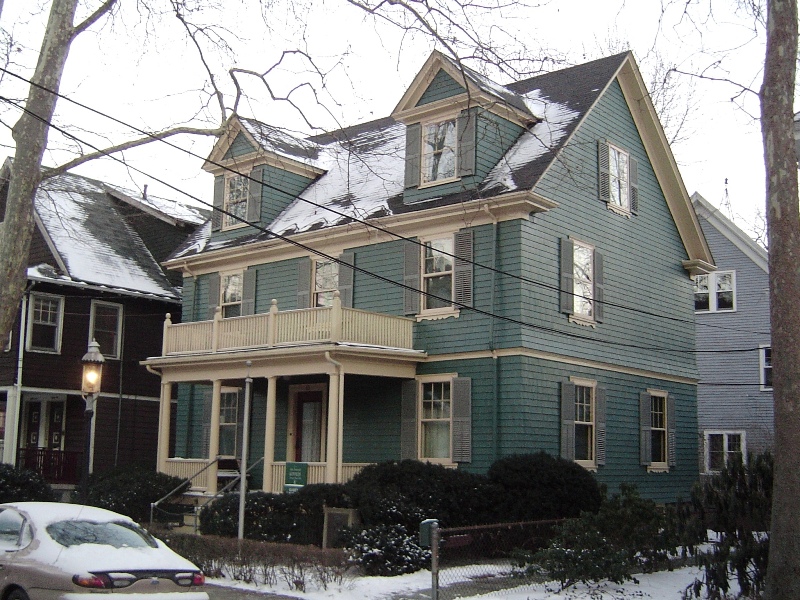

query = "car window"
[46,520,158,549]
[0,509,25,549]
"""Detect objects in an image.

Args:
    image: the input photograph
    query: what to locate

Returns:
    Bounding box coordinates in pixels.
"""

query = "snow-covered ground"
[210,564,709,599]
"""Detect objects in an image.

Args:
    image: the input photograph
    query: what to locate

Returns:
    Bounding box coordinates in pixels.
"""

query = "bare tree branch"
[72,0,116,38]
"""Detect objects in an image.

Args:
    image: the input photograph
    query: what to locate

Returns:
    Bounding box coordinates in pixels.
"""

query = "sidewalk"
[206,582,299,599]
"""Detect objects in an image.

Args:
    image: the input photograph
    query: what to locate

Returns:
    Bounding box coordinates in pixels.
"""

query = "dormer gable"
[204,116,325,233]
[392,50,538,127]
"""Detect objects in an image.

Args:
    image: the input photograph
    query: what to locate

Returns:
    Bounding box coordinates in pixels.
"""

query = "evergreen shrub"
[487,452,602,521]
[342,522,431,576]
[79,465,189,522]
[0,463,55,503]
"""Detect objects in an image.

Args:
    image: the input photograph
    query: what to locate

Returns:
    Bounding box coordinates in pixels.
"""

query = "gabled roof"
[171,51,712,270]
[691,192,768,273]
[1,160,205,300]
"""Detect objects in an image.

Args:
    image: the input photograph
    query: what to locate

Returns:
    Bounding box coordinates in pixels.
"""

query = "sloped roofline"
[691,192,768,273]
[391,50,538,127]
[532,52,713,273]
[203,115,325,179]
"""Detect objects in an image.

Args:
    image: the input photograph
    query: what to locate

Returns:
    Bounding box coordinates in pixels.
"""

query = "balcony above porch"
[159,294,415,357]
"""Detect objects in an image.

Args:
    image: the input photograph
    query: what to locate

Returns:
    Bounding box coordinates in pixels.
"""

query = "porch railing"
[162,459,373,493]
[17,448,80,484]
[162,295,414,356]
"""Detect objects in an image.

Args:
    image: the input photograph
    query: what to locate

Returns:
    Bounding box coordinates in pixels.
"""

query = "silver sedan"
[0,502,208,600]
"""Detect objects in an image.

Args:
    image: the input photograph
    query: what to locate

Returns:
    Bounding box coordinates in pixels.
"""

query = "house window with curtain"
[313,259,338,307]
[421,118,457,185]
[223,174,249,229]
[705,431,745,473]
[420,381,451,461]
[89,301,122,359]
[561,378,605,469]
[27,294,64,353]
[220,272,243,318]
[693,271,736,312]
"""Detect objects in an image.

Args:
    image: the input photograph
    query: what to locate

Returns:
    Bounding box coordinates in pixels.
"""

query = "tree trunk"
[761,0,800,598]
[0,0,79,343]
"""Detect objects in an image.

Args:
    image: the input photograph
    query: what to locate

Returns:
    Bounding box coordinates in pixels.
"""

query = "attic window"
[422,118,457,184]
[223,174,249,228]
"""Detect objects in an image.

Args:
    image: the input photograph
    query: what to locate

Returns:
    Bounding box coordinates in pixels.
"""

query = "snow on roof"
[102,182,208,226]
[239,117,326,169]
[482,90,580,192]
[33,172,197,299]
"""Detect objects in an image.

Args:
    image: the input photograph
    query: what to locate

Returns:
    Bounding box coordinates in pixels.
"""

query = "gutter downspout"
[324,351,344,483]
[483,205,500,463]
[6,283,33,466]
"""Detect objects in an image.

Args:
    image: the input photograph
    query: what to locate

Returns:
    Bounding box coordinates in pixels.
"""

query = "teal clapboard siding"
[260,164,315,224]
[186,273,214,323]
[418,355,697,503]
[347,239,406,315]
[253,257,308,312]
[341,376,403,463]
[403,110,523,205]
[223,132,256,160]
[416,69,466,106]
[181,276,197,322]
[174,383,212,459]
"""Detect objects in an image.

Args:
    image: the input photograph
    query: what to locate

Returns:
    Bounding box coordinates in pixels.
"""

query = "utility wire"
[0,66,772,339]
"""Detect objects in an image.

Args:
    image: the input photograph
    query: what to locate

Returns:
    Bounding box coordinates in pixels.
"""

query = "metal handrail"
[188,457,265,533]
[150,456,220,526]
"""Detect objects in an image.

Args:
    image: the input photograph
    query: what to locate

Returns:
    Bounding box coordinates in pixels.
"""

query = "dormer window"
[422,119,457,185]
[223,174,249,229]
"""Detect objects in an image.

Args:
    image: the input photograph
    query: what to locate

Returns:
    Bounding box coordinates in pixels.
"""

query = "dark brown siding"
[93,396,161,473]
[0,306,21,385]
[28,226,57,267]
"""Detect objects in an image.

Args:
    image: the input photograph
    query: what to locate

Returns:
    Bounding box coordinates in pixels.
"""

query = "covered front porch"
[145,297,423,494]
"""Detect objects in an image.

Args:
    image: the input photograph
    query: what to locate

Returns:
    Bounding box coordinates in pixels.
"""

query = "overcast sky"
[0,1,771,238]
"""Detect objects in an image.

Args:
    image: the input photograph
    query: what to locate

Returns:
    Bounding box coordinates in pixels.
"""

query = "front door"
[288,384,327,463]
[25,402,40,449]
[47,402,64,450]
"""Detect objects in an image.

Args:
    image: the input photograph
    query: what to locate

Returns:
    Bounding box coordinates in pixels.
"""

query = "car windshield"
[46,520,157,549]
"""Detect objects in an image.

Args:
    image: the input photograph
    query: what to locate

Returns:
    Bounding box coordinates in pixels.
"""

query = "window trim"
[760,345,773,391]
[26,293,64,354]
[312,259,339,308]
[419,116,459,188]
[646,389,670,473]
[222,173,250,230]
[570,377,597,470]
[218,387,241,459]
[219,271,244,319]
[88,300,123,359]
[569,238,597,326]
[704,430,746,473]
[607,143,630,213]
[417,374,456,465]
[418,233,459,319]
[694,270,737,313]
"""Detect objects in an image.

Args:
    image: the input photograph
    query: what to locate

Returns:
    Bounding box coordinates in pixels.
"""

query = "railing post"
[431,521,440,600]
[162,313,172,355]
[268,299,278,346]
[211,307,221,352]
[331,291,342,343]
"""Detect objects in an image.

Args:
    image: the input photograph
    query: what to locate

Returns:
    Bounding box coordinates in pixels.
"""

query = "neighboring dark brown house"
[0,160,207,495]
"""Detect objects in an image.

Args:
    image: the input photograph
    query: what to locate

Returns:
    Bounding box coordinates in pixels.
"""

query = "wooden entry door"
[294,391,324,462]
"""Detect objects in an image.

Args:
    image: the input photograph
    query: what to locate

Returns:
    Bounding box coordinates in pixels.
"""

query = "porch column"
[3,386,20,465]
[156,382,172,473]
[207,379,222,495]
[325,359,341,483]
[262,376,277,493]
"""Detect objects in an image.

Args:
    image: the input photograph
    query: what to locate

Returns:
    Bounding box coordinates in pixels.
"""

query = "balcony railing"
[162,295,414,356]
[17,448,80,484]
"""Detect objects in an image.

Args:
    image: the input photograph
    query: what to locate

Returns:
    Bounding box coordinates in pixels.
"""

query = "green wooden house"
[144,51,714,503]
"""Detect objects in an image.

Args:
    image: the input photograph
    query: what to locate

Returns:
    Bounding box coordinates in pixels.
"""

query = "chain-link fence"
[431,520,562,600]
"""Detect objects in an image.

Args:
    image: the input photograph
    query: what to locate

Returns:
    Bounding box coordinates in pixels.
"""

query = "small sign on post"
[284,462,308,494]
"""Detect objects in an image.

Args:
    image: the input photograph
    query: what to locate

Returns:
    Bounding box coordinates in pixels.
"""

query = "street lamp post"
[80,340,104,504]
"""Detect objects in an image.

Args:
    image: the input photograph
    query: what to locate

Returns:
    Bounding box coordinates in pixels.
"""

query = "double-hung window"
[223,174,249,229]
[423,238,454,311]
[313,260,338,308]
[560,238,604,324]
[561,379,605,468]
[421,119,457,185]
[89,301,122,359]
[760,346,772,390]
[693,271,735,312]
[218,390,239,458]
[599,140,638,214]
[220,272,243,318]
[705,431,745,473]
[609,145,630,210]
[420,381,452,461]
[640,390,674,471]
[27,294,64,353]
